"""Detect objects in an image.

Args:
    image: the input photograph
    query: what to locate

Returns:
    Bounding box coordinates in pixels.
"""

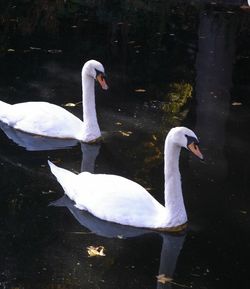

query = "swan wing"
[74,173,165,228]
[48,161,165,228]
[6,102,83,139]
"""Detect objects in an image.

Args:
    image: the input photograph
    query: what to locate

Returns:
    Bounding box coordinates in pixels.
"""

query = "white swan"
[0,60,108,143]
[48,127,203,231]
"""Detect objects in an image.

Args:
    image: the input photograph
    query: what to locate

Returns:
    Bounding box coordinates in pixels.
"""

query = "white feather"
[48,127,201,230]
[0,60,106,143]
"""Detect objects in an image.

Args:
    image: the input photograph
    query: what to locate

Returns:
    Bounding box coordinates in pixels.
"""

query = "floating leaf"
[232,102,242,106]
[115,122,122,126]
[119,130,133,137]
[156,274,173,284]
[87,246,106,257]
[135,88,146,93]
[64,102,76,107]
[152,134,157,141]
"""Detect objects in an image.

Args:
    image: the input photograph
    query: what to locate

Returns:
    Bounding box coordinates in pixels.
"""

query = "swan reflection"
[0,121,78,151]
[51,195,186,289]
[0,60,108,143]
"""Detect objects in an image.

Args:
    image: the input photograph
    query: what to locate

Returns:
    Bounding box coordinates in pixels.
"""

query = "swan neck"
[164,138,183,208]
[164,138,181,181]
[82,74,98,125]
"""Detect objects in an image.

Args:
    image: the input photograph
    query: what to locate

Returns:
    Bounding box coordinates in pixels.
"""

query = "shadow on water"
[0,1,250,289]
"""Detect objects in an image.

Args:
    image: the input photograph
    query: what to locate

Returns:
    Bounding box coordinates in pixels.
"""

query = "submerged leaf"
[240,210,247,215]
[30,47,42,50]
[48,49,62,54]
[87,246,106,257]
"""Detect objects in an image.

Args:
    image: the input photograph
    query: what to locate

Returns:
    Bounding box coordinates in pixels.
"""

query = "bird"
[48,126,203,232]
[0,60,108,143]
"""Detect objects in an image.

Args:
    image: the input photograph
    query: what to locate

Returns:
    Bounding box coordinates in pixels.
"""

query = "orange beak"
[96,74,108,90]
[188,142,203,160]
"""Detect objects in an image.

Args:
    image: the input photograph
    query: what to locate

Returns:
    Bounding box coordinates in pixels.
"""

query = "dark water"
[0,1,250,289]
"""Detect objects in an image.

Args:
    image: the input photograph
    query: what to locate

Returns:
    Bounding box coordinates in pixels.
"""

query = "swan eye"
[95,69,105,79]
[185,134,199,148]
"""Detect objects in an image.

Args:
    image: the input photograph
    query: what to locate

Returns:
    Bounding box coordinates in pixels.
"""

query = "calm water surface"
[0,1,250,289]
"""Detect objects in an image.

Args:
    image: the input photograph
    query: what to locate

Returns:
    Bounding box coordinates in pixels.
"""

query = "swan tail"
[48,160,77,201]
[0,101,12,124]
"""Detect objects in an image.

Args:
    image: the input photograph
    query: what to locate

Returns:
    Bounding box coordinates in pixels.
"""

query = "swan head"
[82,59,108,90]
[168,127,203,160]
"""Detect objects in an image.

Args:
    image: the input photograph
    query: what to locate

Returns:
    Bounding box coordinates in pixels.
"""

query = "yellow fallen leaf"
[157,274,191,288]
[156,274,173,284]
[232,102,242,106]
[87,246,106,257]
[119,130,133,137]
[64,102,76,107]
[152,134,157,141]
[135,88,146,92]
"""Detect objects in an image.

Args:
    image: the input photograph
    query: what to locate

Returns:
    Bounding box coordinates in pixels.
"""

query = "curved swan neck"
[82,74,98,125]
[164,136,184,210]
[164,139,181,176]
